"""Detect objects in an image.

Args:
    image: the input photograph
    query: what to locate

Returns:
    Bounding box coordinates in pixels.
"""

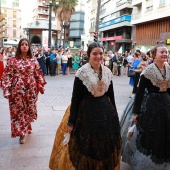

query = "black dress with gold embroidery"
[68,77,121,170]
[133,74,170,165]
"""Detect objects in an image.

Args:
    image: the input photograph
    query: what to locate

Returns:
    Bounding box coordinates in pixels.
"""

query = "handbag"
[127,68,136,77]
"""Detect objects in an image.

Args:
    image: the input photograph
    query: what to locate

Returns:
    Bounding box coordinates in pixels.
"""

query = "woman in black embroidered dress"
[122,44,170,170]
[49,42,121,170]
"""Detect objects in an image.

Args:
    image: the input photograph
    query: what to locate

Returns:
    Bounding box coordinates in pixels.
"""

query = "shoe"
[19,135,26,144]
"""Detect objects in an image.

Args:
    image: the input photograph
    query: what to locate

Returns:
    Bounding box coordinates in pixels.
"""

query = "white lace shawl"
[75,63,113,97]
[141,62,170,89]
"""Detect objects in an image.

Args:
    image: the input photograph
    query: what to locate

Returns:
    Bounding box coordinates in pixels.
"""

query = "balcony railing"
[99,15,131,29]
[38,10,49,15]
[116,0,132,7]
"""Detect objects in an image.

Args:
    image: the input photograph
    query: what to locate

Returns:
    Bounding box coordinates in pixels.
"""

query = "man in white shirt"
[127,52,133,71]
[127,52,133,64]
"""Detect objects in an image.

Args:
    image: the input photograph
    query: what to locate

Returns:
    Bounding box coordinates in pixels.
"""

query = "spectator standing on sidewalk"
[112,52,118,75]
[49,49,57,76]
[123,54,128,75]
[81,51,88,66]
[49,42,121,170]
[37,49,46,75]
[44,48,51,75]
[1,38,46,144]
[56,50,62,75]
[67,50,73,75]
[117,53,123,76]
[62,51,68,75]
[127,52,133,71]
[72,52,80,73]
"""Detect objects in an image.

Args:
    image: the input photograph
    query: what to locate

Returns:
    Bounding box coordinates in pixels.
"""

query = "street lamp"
[43,0,59,48]
[61,21,70,48]
[24,28,29,40]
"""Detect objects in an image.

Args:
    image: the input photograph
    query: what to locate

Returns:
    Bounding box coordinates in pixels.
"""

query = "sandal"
[19,135,26,144]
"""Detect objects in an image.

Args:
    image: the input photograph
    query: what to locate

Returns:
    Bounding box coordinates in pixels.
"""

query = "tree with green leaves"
[50,0,78,46]
[51,0,78,23]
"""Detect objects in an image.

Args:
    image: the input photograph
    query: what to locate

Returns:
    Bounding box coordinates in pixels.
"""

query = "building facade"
[80,0,97,51]
[69,0,85,49]
[99,0,133,52]
[131,0,170,52]
[0,0,21,47]
[27,0,60,47]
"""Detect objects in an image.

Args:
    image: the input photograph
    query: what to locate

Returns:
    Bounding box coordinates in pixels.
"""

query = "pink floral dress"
[1,57,46,137]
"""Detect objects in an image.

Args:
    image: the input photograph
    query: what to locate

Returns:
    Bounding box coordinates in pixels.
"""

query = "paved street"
[0,73,133,170]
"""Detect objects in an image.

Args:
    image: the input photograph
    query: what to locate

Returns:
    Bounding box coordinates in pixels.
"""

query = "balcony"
[99,15,131,29]
[132,0,142,6]
[116,0,132,7]
[38,10,49,15]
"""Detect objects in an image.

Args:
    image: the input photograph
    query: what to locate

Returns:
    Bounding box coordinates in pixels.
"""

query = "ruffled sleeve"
[132,75,148,114]
[68,77,84,126]
[33,57,46,86]
[1,58,15,97]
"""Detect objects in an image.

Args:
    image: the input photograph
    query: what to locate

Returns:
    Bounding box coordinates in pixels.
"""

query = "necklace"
[154,63,166,79]
[155,63,168,91]
[91,65,102,80]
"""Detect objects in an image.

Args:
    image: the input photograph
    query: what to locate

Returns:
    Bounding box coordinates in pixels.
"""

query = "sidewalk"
[0,74,133,170]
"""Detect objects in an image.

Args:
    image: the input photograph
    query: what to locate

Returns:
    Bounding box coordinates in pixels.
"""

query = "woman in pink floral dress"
[1,38,46,144]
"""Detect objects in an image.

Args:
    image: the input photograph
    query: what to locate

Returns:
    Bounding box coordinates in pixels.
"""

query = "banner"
[42,31,48,47]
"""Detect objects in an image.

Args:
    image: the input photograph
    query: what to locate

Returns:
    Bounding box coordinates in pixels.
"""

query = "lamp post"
[24,28,29,40]
[48,1,52,48]
[61,21,70,48]
[43,0,59,48]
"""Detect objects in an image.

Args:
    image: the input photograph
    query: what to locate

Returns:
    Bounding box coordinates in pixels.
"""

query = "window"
[13,2,19,7]
[13,20,16,27]
[146,6,153,11]
[5,29,7,36]
[4,10,7,17]
[13,29,16,37]
[13,11,17,18]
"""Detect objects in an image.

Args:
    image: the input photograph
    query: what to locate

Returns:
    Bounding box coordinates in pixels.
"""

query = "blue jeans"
[62,63,67,75]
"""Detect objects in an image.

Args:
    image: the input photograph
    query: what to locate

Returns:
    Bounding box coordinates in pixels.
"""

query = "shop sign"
[167,39,170,45]
[110,42,115,45]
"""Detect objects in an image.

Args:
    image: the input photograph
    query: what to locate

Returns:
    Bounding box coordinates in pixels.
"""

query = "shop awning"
[100,36,122,41]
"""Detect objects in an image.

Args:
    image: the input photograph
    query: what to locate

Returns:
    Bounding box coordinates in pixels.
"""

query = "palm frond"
[52,0,78,22]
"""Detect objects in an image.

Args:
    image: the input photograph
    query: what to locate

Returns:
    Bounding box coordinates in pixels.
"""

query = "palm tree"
[51,0,78,46]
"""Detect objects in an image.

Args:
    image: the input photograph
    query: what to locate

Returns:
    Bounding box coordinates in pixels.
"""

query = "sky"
[20,0,35,27]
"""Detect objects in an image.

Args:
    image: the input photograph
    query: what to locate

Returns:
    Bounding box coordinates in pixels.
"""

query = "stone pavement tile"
[10,157,50,170]
[53,105,68,111]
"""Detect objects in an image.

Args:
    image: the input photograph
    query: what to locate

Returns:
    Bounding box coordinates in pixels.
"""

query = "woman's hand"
[133,114,138,124]
[68,125,73,133]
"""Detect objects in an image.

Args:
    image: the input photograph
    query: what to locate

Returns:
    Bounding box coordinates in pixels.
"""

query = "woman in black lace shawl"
[122,44,170,170]
[67,42,121,170]
[49,42,121,170]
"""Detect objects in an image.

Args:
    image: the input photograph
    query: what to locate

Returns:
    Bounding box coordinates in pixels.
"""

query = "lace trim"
[141,62,170,89]
[75,63,113,97]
